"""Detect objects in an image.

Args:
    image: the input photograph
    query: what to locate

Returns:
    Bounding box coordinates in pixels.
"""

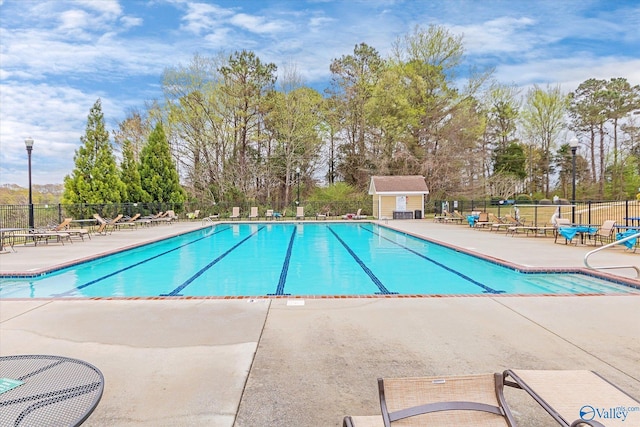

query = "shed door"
[396,196,407,211]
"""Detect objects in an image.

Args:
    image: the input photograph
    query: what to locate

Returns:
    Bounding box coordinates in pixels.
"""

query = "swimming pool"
[0,223,637,298]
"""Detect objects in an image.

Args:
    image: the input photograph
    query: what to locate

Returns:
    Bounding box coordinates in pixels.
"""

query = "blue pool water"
[0,223,636,298]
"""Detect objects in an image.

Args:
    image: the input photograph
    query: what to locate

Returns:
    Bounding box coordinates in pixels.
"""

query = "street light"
[25,137,35,229]
[569,137,579,224]
[295,167,301,206]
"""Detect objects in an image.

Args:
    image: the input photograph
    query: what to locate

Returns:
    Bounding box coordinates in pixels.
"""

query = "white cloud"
[180,1,234,35]
[451,16,543,55]
[75,0,122,17]
[229,13,290,34]
[120,15,143,29]
[495,56,640,92]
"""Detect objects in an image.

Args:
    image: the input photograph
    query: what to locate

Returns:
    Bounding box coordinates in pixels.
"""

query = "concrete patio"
[1,220,639,426]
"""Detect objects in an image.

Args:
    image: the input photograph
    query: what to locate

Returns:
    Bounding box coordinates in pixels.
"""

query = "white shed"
[368,176,429,219]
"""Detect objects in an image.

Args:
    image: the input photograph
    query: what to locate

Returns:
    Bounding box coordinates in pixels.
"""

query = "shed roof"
[368,175,429,195]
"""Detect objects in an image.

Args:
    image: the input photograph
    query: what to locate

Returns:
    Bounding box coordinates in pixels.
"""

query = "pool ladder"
[584,232,640,278]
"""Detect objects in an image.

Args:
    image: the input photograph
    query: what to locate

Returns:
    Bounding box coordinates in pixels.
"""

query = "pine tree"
[63,99,125,204]
[120,140,148,202]
[139,123,185,204]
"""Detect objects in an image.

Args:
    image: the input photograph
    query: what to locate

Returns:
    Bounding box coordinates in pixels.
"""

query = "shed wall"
[375,195,424,219]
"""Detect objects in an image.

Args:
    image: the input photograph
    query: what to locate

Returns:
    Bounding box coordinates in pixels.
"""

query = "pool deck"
[1,220,639,426]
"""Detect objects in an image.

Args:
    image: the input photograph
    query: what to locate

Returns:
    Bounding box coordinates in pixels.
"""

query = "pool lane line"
[268,226,295,296]
[327,226,396,295]
[163,226,266,296]
[51,226,233,297]
[360,226,504,294]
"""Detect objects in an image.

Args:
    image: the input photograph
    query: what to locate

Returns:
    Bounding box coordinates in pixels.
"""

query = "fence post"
[625,200,629,226]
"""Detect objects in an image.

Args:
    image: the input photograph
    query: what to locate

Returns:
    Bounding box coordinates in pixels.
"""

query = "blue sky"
[1,0,639,187]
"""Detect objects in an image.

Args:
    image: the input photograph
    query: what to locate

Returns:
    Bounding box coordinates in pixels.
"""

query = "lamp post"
[25,137,35,229]
[295,167,300,206]
[569,137,579,224]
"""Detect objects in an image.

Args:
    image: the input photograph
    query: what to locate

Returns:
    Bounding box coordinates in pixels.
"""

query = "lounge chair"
[344,373,516,426]
[343,208,365,220]
[296,206,305,220]
[274,209,286,220]
[442,210,464,224]
[11,229,72,246]
[434,210,448,222]
[491,214,521,233]
[149,211,168,224]
[114,213,141,230]
[186,209,200,220]
[153,210,177,224]
[474,212,491,228]
[265,209,274,220]
[93,214,123,235]
[56,217,91,240]
[451,210,466,223]
[476,213,504,231]
[503,369,640,427]
[248,207,259,220]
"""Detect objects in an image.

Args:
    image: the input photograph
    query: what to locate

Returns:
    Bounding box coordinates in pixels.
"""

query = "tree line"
[65,25,640,209]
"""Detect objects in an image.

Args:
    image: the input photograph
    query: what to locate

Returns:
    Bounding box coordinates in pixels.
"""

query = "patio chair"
[296,206,305,220]
[248,207,259,220]
[592,220,616,246]
[344,373,516,426]
[265,209,274,220]
[230,207,240,220]
[553,218,572,244]
[503,369,640,427]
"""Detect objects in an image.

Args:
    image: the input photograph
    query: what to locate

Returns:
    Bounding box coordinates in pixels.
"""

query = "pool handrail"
[584,232,640,278]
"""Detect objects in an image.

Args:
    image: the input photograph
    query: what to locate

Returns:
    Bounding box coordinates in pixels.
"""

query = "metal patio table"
[0,355,104,426]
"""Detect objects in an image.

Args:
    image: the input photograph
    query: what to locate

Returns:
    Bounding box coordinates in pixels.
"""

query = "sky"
[1,0,639,187]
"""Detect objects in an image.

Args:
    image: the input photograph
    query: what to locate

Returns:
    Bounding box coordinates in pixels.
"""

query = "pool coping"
[1,220,639,298]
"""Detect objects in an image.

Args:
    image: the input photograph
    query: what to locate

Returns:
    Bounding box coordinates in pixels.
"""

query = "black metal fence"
[1,199,638,229]
[0,200,370,229]
[429,199,640,227]
[0,203,179,229]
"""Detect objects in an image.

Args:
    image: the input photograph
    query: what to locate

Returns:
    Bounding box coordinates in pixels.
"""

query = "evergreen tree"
[139,123,185,204]
[62,99,125,204]
[493,142,526,179]
[120,140,147,202]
